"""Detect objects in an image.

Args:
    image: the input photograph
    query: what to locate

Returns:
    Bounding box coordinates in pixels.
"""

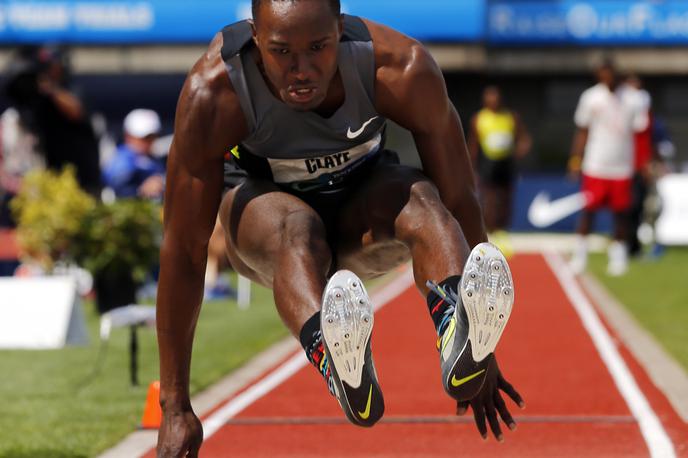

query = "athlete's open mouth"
[287,86,318,104]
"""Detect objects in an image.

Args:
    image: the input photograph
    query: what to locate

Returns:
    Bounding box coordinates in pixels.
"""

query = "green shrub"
[10,167,95,271]
[71,199,161,282]
[11,167,161,282]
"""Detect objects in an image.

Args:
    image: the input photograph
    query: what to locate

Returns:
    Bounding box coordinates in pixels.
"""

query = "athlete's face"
[597,66,617,88]
[253,1,342,111]
[483,87,501,111]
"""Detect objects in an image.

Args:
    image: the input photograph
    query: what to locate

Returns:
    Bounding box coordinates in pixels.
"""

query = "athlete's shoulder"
[582,83,606,99]
[361,18,447,131]
[182,33,243,117]
[184,34,228,96]
[173,32,247,160]
[361,18,437,76]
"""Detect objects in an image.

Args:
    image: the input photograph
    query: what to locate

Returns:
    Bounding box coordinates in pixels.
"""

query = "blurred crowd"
[0,45,236,299]
[0,45,167,228]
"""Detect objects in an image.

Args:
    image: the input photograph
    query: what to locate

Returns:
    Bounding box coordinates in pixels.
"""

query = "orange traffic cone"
[141,380,162,429]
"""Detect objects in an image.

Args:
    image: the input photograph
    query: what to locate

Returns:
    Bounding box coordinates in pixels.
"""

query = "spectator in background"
[0,108,45,228]
[102,109,165,200]
[1,51,47,227]
[568,61,649,276]
[624,75,654,257]
[204,216,237,300]
[5,46,101,195]
[467,85,531,256]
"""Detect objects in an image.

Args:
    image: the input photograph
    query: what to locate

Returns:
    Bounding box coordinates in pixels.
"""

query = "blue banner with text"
[2,1,685,46]
[0,1,485,44]
[488,1,688,46]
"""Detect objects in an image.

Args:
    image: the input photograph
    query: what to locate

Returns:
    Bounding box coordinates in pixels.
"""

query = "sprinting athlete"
[156,1,523,456]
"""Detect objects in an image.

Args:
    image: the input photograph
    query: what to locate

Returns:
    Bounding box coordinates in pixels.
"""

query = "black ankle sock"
[299,312,333,394]
[426,275,462,332]
[299,311,324,366]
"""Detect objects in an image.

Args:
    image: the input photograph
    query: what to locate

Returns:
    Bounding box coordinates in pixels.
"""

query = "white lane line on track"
[202,267,415,440]
[545,252,676,458]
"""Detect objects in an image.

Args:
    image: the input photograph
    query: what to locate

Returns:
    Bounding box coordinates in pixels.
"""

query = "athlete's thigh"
[609,178,632,213]
[582,175,607,211]
[219,178,327,287]
[335,163,433,277]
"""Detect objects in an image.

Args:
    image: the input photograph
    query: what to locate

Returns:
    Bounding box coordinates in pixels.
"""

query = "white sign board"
[0,276,88,349]
[656,174,688,246]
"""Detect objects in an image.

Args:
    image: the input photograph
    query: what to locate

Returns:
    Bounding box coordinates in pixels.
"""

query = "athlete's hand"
[567,154,582,182]
[157,408,203,458]
[456,355,524,442]
[138,175,165,199]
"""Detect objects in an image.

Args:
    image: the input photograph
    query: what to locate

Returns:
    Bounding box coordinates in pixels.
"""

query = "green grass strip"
[589,247,688,370]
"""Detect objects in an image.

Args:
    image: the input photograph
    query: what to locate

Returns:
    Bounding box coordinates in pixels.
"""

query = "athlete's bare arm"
[156,34,248,458]
[366,21,487,248]
[513,112,532,158]
[466,115,480,165]
[569,127,589,178]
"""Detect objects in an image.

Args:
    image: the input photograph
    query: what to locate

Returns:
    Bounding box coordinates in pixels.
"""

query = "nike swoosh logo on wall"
[527,191,591,228]
[347,116,378,139]
[451,369,486,387]
[357,385,373,420]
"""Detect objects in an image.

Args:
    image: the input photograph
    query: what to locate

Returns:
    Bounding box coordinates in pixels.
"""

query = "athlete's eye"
[311,43,326,52]
[271,48,289,55]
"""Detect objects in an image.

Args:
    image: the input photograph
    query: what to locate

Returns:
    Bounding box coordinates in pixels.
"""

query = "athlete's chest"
[589,93,636,131]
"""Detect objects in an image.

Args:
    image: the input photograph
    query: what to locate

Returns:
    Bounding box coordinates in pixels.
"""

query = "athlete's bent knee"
[395,181,454,241]
[279,211,332,268]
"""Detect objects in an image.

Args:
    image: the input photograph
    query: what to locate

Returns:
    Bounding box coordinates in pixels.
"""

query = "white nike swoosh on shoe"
[347,116,378,139]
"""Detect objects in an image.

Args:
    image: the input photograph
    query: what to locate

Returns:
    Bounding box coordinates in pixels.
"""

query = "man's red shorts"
[582,174,632,212]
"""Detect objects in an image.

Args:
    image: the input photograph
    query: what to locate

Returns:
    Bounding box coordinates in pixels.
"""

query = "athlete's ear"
[249,19,259,46]
[337,15,344,36]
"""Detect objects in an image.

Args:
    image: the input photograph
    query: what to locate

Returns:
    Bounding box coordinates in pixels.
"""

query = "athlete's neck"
[312,70,345,118]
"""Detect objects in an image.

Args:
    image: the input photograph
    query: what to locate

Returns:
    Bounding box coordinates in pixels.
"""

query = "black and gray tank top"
[220,15,387,193]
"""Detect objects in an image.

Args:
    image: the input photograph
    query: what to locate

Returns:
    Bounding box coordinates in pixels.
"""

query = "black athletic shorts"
[477,154,515,187]
[223,149,401,241]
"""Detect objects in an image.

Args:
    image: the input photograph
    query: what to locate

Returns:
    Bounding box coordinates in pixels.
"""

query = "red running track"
[147,254,688,457]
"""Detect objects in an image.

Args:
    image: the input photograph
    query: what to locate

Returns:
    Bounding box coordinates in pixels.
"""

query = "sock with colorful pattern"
[426,275,462,338]
[299,311,335,395]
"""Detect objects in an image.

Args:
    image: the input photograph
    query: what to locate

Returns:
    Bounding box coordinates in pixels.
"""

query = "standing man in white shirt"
[568,61,649,276]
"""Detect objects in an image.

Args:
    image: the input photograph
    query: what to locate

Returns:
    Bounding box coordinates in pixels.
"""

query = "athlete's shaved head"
[252,0,340,23]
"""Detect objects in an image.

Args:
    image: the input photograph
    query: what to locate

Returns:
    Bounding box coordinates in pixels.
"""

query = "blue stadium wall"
[1,1,687,45]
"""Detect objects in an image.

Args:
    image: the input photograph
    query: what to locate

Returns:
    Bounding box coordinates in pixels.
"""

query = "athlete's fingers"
[485,399,503,442]
[498,373,525,408]
[157,443,183,458]
[494,391,516,431]
[472,402,488,439]
[456,400,470,416]
[187,434,202,458]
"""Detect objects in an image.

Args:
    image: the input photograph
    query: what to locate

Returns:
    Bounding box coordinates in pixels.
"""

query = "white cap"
[123,109,161,138]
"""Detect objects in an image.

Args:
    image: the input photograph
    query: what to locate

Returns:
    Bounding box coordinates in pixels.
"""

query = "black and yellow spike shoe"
[321,270,384,427]
[432,243,514,401]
